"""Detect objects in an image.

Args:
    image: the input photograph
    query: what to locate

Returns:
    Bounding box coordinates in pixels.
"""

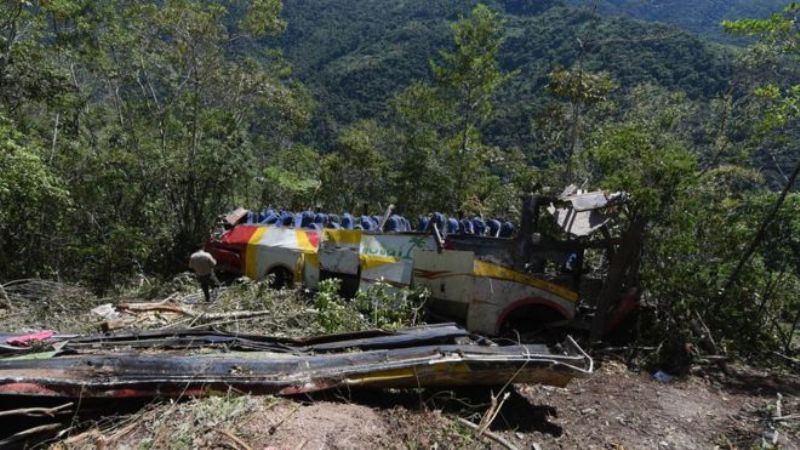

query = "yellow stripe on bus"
[322,229,362,245]
[245,227,268,280]
[294,230,318,253]
[473,260,579,303]
[360,254,398,271]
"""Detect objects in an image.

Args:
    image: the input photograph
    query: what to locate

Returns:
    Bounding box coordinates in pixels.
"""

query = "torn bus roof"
[0,324,592,399]
[549,189,629,237]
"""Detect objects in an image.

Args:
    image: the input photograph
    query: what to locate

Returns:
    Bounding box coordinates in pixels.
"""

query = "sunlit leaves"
[239,0,285,36]
[547,66,615,106]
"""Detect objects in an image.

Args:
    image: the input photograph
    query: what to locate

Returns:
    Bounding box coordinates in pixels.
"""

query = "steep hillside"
[567,0,786,40]
[273,1,733,148]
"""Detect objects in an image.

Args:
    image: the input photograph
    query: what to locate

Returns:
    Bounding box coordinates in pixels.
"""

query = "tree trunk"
[590,216,646,341]
[565,101,580,182]
[714,159,800,315]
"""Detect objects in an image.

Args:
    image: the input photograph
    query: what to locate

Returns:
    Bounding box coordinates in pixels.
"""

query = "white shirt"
[189,250,217,276]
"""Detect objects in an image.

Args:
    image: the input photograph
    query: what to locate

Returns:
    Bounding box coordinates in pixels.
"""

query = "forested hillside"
[275,0,734,149]
[1,0,799,359]
[567,0,786,39]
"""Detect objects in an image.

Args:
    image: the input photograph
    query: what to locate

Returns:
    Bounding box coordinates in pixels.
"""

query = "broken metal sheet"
[548,205,611,237]
[0,324,471,356]
[61,323,474,354]
[223,207,249,227]
[557,190,629,212]
[0,325,592,399]
[548,190,629,237]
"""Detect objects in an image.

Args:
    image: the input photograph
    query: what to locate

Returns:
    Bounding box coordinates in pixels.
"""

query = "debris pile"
[0,324,593,399]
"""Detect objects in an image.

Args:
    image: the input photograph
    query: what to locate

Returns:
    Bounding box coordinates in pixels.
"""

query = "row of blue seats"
[244,210,515,237]
[422,214,515,238]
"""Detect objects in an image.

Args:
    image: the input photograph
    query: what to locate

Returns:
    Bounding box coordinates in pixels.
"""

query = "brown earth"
[514,361,798,449]
[57,360,798,450]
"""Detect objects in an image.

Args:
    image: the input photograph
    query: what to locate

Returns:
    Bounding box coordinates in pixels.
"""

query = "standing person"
[189,248,219,302]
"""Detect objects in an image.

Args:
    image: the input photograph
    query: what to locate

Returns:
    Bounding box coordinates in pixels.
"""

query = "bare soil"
[513,361,798,449]
[58,360,798,450]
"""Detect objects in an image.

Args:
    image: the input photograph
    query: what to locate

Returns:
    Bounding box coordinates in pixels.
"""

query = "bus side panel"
[319,230,362,276]
[469,276,577,335]
[413,250,475,322]
[360,235,436,288]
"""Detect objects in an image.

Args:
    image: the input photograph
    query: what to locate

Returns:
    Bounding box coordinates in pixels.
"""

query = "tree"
[584,89,696,340]
[390,82,451,214]
[389,3,514,215]
[432,3,513,211]
[546,66,614,182]
[0,0,312,288]
[319,121,389,213]
[0,114,69,278]
[718,5,800,318]
[260,145,321,211]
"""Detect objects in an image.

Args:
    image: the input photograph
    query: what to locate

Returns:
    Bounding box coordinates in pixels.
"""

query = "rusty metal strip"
[0,326,592,399]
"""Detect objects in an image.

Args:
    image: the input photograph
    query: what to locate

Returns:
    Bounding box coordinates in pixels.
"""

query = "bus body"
[207,188,636,336]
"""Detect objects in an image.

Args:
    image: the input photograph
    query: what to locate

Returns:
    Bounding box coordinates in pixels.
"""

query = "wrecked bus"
[206,187,638,337]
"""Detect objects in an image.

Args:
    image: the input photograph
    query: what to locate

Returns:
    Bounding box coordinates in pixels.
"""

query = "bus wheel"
[268,267,294,290]
[499,305,567,343]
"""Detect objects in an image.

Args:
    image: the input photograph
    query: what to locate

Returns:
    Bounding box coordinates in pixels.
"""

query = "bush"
[314,278,430,333]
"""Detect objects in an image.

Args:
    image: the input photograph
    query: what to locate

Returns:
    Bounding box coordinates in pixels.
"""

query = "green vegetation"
[277,1,735,150]
[0,0,312,289]
[567,0,787,41]
[0,0,798,359]
[315,279,429,333]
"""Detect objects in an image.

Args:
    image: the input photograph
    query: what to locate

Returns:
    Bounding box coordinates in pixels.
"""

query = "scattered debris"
[457,416,519,450]
[89,303,119,321]
[6,330,55,347]
[0,325,593,399]
[0,402,73,418]
[0,277,795,448]
[653,370,674,383]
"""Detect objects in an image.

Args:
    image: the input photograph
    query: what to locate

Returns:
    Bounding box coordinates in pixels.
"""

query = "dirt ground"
[55,360,798,450]
[514,361,799,449]
[5,280,795,449]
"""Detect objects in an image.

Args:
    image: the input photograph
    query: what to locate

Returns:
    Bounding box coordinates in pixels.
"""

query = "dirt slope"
[58,361,798,450]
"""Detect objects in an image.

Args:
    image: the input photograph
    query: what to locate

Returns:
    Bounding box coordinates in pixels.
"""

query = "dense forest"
[275,0,735,149]
[566,0,788,40]
[1,0,799,357]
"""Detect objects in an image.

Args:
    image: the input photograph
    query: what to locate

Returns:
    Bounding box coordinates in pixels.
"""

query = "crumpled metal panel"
[550,190,629,237]
[547,206,611,237]
[223,207,249,227]
[0,325,592,399]
[557,190,628,213]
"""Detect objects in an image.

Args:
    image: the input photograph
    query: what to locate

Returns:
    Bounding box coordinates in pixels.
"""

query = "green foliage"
[432,4,511,127]
[352,281,430,330]
[0,0,312,289]
[585,84,697,217]
[547,67,615,106]
[0,115,69,277]
[581,82,788,354]
[314,279,368,333]
[274,1,735,152]
[239,0,285,36]
[725,5,800,132]
[546,66,615,180]
[573,0,787,41]
[314,278,429,333]
[260,145,321,210]
[588,124,696,215]
[722,3,798,38]
[318,120,390,212]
